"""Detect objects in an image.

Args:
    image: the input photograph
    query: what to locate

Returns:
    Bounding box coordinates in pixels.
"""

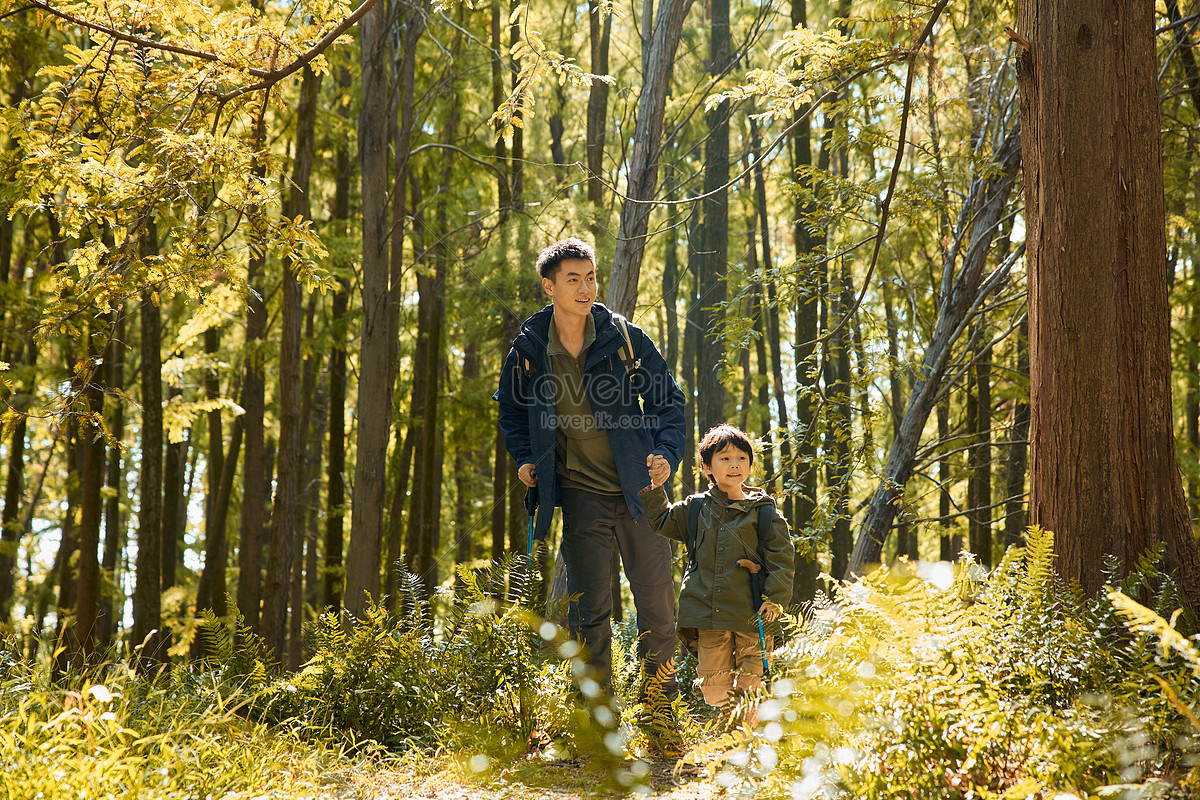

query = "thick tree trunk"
[1017,0,1200,607]
[605,0,695,317]
[847,124,1020,577]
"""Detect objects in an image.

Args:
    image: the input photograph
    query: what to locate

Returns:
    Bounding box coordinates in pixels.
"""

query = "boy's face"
[702,443,752,495]
[543,258,597,323]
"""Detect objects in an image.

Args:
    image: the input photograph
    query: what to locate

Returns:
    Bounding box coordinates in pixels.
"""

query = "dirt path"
[352,757,722,800]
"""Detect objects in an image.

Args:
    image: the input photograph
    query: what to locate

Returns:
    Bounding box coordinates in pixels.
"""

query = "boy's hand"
[758,601,780,623]
[647,454,670,488]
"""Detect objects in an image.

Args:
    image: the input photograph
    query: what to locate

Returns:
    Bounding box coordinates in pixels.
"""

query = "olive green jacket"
[639,484,794,634]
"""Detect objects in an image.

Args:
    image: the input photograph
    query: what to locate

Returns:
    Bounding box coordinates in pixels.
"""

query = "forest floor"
[345,755,723,800]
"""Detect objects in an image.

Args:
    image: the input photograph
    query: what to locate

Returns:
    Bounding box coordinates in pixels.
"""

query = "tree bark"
[132,289,165,670]
[605,0,695,317]
[323,64,353,613]
[1002,315,1029,548]
[346,0,397,619]
[968,342,992,567]
[1017,0,1200,606]
[97,314,126,652]
[71,330,108,667]
[263,65,321,662]
[586,0,613,242]
[237,110,269,634]
[695,0,732,433]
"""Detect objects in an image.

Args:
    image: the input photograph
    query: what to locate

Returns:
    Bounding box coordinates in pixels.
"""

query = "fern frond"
[1109,590,1200,672]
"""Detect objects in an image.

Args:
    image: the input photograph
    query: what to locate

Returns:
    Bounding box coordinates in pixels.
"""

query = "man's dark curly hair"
[535,237,596,280]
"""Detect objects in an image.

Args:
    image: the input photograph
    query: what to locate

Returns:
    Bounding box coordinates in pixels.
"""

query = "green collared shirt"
[548,313,622,495]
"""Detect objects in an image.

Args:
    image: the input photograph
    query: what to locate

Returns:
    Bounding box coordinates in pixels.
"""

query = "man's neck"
[552,306,589,356]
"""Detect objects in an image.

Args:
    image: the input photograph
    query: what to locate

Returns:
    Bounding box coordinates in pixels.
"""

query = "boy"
[640,424,795,722]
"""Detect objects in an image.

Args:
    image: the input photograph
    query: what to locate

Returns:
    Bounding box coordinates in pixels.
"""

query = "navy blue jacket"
[494,303,686,540]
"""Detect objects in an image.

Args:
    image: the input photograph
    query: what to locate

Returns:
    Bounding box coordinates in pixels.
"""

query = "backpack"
[521,312,641,382]
[684,495,775,603]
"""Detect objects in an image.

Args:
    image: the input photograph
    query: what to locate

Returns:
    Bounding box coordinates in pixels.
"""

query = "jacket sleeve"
[763,506,796,608]
[631,325,686,472]
[638,485,688,544]
[493,346,533,466]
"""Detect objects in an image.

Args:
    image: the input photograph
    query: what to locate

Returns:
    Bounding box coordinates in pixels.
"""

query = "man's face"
[543,257,597,320]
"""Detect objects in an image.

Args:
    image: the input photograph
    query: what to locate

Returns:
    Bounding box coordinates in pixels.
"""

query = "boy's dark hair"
[536,237,596,280]
[698,424,755,471]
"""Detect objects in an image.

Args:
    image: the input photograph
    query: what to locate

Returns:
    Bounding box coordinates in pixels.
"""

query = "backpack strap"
[751,503,774,604]
[684,494,705,573]
[612,313,641,382]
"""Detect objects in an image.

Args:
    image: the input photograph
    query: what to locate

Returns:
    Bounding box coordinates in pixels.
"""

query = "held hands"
[518,462,538,488]
[646,454,670,488]
[758,601,781,623]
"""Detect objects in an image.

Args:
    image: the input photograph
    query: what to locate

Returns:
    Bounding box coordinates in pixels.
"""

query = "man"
[494,237,686,697]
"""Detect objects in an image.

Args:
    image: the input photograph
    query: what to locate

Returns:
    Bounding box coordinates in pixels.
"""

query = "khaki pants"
[696,629,769,722]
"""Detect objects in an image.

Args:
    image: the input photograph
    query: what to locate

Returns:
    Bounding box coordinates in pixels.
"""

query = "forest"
[2,0,1200,797]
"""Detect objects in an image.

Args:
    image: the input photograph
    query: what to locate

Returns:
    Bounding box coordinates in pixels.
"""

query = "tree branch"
[20,0,383,96]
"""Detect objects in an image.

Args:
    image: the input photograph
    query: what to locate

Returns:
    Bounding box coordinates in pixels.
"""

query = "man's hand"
[646,453,670,488]
[758,601,781,623]
[518,462,538,487]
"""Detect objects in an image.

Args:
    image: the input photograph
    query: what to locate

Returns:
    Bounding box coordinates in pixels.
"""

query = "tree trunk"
[52,434,80,679]
[968,342,992,567]
[97,314,126,652]
[1002,315,1029,548]
[323,64,353,613]
[884,282,916,560]
[1017,0,1200,607]
[194,328,227,632]
[789,0,820,602]
[72,330,107,667]
[132,289,165,670]
[161,385,186,597]
[263,66,321,662]
[938,398,956,560]
[586,0,613,242]
[238,118,269,635]
[345,0,396,619]
[605,0,695,317]
[750,117,792,522]
[695,0,732,433]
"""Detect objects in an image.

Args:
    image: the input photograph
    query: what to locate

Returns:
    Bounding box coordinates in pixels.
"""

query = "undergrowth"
[690,527,1200,799]
[7,532,1200,799]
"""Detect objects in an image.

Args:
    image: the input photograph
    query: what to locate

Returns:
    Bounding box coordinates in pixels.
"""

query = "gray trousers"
[559,487,678,697]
